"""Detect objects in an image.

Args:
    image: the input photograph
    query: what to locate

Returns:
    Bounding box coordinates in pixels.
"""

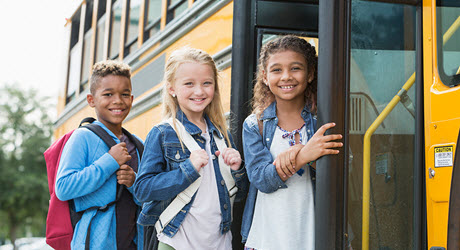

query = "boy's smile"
[87,74,133,136]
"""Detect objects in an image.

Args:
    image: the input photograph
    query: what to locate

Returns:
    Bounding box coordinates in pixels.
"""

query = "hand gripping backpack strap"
[213,136,237,198]
[155,118,237,234]
[165,118,235,193]
[155,118,203,234]
[79,122,138,250]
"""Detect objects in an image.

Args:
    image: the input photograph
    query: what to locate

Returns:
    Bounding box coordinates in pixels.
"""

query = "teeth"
[280,86,294,89]
[192,98,205,101]
[112,109,122,113]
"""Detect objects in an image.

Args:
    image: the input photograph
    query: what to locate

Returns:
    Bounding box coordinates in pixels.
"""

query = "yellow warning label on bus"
[434,146,453,167]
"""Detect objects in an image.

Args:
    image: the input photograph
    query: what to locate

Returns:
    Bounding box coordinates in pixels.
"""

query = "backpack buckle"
[98,205,108,211]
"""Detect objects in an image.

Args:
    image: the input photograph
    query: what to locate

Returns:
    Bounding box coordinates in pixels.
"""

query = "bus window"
[95,0,107,63]
[124,0,142,57]
[347,1,417,249]
[436,0,460,87]
[144,0,162,41]
[81,1,94,91]
[109,0,123,59]
[66,8,82,104]
[166,0,188,24]
[259,33,318,55]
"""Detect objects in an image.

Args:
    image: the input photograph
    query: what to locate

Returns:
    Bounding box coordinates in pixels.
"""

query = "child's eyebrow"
[101,88,131,92]
[268,62,305,68]
[292,61,305,65]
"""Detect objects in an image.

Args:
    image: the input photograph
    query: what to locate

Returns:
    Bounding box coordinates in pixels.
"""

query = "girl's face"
[169,62,215,120]
[263,50,313,103]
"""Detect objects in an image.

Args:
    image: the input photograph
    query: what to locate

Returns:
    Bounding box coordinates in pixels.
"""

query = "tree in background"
[0,84,53,248]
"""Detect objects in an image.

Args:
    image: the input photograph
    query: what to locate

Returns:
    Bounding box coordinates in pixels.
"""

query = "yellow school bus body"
[424,0,460,248]
[54,0,460,249]
[54,1,234,140]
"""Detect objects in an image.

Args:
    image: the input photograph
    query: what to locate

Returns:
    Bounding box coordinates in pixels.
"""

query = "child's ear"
[308,70,315,83]
[262,70,268,86]
[87,94,95,107]
[167,84,175,97]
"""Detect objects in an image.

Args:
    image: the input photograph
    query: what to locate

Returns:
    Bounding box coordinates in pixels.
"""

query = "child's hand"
[216,148,242,171]
[299,123,343,164]
[190,149,208,172]
[117,164,135,187]
[274,144,303,181]
[109,142,132,166]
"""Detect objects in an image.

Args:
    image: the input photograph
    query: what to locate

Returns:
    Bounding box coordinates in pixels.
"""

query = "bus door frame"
[316,0,425,249]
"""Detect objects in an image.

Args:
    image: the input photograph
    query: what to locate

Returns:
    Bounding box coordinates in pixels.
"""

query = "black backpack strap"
[79,117,96,127]
[77,119,123,250]
[122,128,144,160]
[83,123,117,148]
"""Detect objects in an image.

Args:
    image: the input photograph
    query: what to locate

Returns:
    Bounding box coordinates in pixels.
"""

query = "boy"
[55,60,143,249]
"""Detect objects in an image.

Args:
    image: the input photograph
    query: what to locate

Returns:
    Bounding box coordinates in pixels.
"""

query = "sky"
[0,0,75,119]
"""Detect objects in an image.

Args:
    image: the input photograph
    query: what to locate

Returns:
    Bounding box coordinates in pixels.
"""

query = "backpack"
[44,117,144,250]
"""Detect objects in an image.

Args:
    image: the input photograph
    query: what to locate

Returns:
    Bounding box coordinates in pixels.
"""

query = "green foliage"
[0,84,53,241]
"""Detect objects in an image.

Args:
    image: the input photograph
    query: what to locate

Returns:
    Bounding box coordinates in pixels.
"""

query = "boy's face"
[87,75,133,132]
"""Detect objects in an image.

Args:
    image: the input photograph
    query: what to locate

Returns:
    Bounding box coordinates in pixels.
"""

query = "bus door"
[317,0,424,249]
[232,0,425,249]
[231,1,320,248]
[429,1,460,249]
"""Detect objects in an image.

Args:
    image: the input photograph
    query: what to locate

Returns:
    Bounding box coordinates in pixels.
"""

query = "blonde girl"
[133,47,248,250]
[241,35,343,250]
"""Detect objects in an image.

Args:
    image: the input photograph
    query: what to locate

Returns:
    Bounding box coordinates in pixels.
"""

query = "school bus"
[54,0,460,249]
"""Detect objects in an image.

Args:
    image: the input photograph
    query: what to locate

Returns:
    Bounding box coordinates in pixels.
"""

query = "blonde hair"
[252,35,318,118]
[90,60,131,95]
[162,47,231,147]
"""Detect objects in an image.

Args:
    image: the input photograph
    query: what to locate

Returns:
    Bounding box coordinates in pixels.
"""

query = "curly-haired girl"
[241,35,343,250]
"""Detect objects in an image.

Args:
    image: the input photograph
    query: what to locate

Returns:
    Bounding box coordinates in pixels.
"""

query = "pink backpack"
[44,130,75,250]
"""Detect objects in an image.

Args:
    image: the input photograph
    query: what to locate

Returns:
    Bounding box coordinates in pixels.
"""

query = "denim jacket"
[240,102,317,243]
[133,110,248,237]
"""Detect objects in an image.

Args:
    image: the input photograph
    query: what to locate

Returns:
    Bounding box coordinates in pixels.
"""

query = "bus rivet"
[434,124,437,129]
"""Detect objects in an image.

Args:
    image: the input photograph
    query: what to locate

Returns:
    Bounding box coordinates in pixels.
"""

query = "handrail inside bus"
[442,15,460,75]
[361,13,460,250]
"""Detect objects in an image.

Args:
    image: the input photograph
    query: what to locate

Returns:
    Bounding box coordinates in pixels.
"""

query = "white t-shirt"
[245,126,315,250]
[158,127,232,250]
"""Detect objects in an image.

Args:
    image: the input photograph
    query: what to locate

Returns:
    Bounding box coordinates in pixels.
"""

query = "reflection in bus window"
[125,0,142,56]
[110,0,123,59]
[437,1,460,87]
[348,1,416,249]
[145,0,162,41]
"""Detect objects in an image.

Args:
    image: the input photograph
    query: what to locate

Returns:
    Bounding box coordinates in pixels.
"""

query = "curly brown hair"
[251,35,318,118]
[90,60,131,95]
